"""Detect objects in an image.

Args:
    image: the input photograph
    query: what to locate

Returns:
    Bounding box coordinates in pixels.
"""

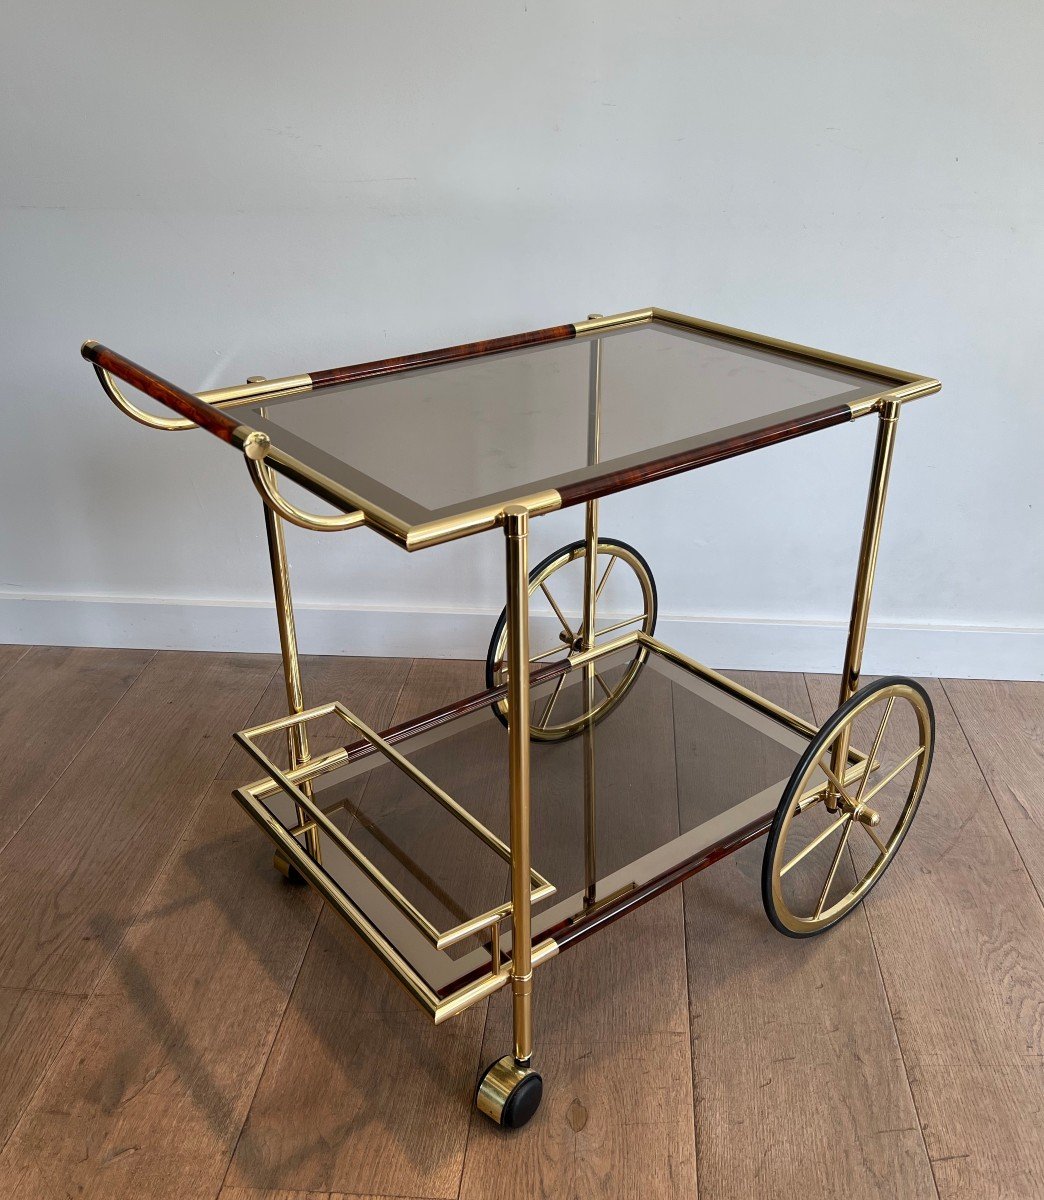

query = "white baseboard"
[1,592,1041,681]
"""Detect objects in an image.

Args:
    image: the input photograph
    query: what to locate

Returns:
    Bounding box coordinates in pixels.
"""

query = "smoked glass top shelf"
[86,308,939,550]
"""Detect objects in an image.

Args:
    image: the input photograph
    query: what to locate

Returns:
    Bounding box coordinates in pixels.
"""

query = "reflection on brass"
[234,776,557,1021]
[504,506,535,1064]
[92,357,312,432]
[259,428,321,862]
[829,398,901,802]
[648,309,940,405]
[236,698,553,951]
[476,1055,540,1123]
[576,880,638,916]
[573,308,654,336]
[247,454,365,533]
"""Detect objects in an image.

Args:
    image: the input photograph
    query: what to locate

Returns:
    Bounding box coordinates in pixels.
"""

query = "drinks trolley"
[84,307,940,1129]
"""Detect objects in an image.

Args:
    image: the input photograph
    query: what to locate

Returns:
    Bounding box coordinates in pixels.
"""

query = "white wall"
[2,1,1041,679]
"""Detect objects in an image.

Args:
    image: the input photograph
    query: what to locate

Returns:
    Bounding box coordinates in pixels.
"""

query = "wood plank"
[0,986,84,1148]
[942,678,1044,904]
[220,1187,430,1199]
[806,674,1044,1199]
[459,1033,697,1200]
[0,644,30,681]
[0,650,275,995]
[225,659,492,1200]
[0,654,411,1200]
[685,671,936,1200]
[0,785,318,1200]
[0,646,155,849]
[216,653,414,784]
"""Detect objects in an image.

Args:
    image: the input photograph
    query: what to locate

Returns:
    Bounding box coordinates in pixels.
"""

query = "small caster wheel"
[273,853,305,885]
[475,1055,543,1128]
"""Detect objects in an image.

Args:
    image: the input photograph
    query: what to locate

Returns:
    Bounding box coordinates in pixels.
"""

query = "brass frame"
[86,308,938,552]
[234,700,554,952]
[86,304,938,1111]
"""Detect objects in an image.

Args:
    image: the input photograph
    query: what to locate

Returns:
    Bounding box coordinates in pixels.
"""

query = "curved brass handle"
[90,355,313,434]
[94,363,199,432]
[243,433,365,533]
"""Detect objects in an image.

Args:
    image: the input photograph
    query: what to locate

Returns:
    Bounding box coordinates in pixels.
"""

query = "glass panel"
[250,322,883,517]
[254,646,812,994]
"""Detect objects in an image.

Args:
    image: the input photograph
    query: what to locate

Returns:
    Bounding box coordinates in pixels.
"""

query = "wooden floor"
[0,645,1041,1199]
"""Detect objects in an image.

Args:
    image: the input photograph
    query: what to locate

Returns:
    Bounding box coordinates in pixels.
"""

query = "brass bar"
[437,882,556,951]
[650,308,941,401]
[233,783,441,1018]
[236,700,554,949]
[246,442,366,534]
[197,374,312,407]
[404,490,561,552]
[582,316,603,652]
[239,777,558,1025]
[490,920,501,972]
[504,505,535,1065]
[433,936,558,1025]
[237,702,553,885]
[260,424,321,862]
[581,318,603,905]
[638,634,821,740]
[566,629,642,669]
[829,397,902,798]
[92,360,311,432]
[573,308,654,336]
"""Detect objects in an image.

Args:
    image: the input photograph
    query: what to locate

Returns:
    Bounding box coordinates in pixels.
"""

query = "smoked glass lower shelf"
[234,643,826,1006]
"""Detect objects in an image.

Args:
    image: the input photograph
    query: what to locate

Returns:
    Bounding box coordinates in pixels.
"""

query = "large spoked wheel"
[763,676,935,938]
[485,537,657,742]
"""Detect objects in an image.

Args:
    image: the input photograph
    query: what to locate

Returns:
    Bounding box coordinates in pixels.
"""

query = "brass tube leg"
[829,397,902,800]
[262,477,321,860]
[581,320,603,904]
[505,506,534,1065]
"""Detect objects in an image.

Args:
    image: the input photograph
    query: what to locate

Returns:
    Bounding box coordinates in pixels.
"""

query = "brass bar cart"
[84,307,940,1128]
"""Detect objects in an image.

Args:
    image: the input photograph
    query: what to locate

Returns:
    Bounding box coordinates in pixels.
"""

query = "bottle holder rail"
[233,699,557,1021]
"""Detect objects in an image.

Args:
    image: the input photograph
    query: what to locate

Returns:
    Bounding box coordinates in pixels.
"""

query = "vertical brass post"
[504,505,534,1065]
[582,315,603,650]
[582,318,603,903]
[258,396,321,860]
[829,396,902,802]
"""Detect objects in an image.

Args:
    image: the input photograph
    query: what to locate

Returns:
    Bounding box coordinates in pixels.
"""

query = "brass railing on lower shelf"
[233,700,558,1022]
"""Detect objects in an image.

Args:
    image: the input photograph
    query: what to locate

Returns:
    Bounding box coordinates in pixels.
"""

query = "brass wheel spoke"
[855,697,895,804]
[579,559,625,643]
[538,674,567,728]
[860,819,888,857]
[591,612,649,640]
[539,582,575,643]
[594,554,617,602]
[815,753,858,809]
[860,746,925,807]
[593,670,613,700]
[780,814,849,878]
[530,642,569,664]
[812,817,854,919]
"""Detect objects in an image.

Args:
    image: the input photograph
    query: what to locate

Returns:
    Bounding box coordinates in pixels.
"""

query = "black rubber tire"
[484,536,658,735]
[761,675,935,939]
